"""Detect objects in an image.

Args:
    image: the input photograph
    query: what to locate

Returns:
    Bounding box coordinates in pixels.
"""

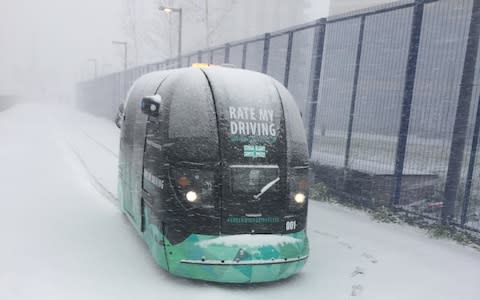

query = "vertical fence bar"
[284,31,294,88]
[209,50,214,64]
[241,43,247,69]
[262,33,271,73]
[197,51,202,63]
[444,0,480,224]
[344,15,366,172]
[462,94,480,225]
[306,18,327,157]
[392,0,424,207]
[225,43,231,63]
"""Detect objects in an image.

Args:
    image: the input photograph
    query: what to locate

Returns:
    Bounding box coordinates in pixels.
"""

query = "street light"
[159,5,182,67]
[88,58,97,79]
[112,41,128,71]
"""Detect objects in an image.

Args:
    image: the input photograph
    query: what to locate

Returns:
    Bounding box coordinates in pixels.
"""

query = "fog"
[0,0,329,104]
[328,0,399,15]
[2,0,480,297]
[0,0,123,102]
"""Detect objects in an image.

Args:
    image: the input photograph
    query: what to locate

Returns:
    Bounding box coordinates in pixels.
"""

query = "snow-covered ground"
[1,103,480,300]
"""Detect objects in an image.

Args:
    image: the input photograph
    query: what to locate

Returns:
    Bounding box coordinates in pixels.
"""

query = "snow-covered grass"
[1,103,480,300]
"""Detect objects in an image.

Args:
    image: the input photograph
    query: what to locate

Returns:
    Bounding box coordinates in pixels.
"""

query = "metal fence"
[76,0,480,232]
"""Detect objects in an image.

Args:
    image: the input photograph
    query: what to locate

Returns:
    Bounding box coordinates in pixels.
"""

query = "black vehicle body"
[118,66,309,283]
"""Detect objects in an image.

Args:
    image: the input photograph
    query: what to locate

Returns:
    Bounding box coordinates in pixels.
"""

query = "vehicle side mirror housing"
[141,95,162,117]
[115,103,125,129]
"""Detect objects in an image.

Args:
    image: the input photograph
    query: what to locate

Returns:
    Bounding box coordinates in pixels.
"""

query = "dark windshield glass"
[202,67,285,165]
[159,69,220,163]
[274,81,308,166]
[231,165,279,193]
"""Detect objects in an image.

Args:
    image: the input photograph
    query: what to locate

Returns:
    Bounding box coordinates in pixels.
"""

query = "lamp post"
[159,5,182,67]
[87,58,97,79]
[112,41,128,71]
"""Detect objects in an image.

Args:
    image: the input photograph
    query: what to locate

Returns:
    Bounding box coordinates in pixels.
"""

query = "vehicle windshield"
[230,165,279,194]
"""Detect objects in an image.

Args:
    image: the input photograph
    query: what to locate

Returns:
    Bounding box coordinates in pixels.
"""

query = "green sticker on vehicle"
[227,216,280,224]
[244,145,266,158]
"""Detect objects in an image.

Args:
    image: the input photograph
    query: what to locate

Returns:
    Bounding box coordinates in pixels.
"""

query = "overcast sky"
[0,0,331,101]
[0,0,124,100]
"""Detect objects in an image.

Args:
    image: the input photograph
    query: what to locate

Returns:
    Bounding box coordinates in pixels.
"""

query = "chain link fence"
[76,0,480,233]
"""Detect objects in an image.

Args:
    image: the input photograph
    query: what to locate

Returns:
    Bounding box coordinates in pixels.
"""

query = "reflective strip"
[180,255,308,266]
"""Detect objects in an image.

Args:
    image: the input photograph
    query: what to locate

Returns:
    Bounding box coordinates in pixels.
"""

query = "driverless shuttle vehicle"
[118,65,309,283]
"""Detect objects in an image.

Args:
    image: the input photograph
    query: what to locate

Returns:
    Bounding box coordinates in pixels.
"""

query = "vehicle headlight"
[289,166,309,209]
[185,191,198,202]
[294,192,306,204]
[170,167,215,209]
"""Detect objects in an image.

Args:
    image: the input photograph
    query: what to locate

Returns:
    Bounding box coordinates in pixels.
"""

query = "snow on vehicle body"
[118,66,309,283]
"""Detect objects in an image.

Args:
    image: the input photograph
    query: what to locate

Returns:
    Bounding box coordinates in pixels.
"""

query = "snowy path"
[1,104,480,300]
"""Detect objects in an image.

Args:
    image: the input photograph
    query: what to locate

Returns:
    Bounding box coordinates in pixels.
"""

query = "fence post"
[391,0,424,207]
[197,51,202,63]
[344,15,366,172]
[241,43,247,69]
[443,0,480,224]
[284,31,294,88]
[262,33,271,74]
[306,18,327,157]
[225,43,230,64]
[462,94,480,225]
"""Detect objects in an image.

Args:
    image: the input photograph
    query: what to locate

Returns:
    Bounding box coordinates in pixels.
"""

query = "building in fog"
[123,0,328,65]
[180,0,320,52]
[329,0,399,15]
[211,0,311,44]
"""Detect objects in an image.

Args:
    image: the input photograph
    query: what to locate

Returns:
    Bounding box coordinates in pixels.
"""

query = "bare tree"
[120,0,312,65]
[181,0,237,49]
[122,0,172,66]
